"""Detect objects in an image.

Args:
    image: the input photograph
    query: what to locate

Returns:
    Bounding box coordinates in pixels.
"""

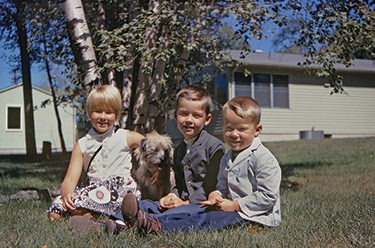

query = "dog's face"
[134,131,173,174]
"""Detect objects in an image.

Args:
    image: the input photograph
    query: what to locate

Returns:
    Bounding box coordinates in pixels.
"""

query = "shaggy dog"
[132,131,174,201]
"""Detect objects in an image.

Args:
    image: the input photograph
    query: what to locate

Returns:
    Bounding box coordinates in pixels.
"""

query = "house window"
[272,74,289,109]
[234,72,289,109]
[254,74,271,108]
[7,106,22,130]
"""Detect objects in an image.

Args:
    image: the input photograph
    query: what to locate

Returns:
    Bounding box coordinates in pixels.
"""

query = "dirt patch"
[280,179,301,191]
[293,174,375,193]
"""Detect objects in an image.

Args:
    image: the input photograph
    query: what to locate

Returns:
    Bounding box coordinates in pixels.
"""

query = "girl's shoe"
[104,219,127,234]
[48,211,61,221]
[68,216,105,232]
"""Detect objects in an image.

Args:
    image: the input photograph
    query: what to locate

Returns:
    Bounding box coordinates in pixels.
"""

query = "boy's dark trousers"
[113,200,244,232]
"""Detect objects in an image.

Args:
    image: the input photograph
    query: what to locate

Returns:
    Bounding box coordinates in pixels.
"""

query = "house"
[167,51,375,145]
[0,83,76,154]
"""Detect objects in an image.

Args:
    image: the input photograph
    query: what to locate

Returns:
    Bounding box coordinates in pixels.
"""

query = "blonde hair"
[86,85,122,120]
[222,96,261,125]
[176,85,212,115]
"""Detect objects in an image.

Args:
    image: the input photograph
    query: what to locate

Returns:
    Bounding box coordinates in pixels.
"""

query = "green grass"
[1,137,374,247]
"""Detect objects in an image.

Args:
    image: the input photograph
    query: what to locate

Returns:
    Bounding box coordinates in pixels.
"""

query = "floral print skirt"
[47,176,140,216]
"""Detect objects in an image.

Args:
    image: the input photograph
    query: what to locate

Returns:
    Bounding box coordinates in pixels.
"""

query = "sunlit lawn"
[0,137,374,247]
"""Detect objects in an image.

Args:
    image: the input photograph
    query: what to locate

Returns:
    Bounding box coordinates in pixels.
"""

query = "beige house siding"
[260,84,375,141]
[0,84,76,154]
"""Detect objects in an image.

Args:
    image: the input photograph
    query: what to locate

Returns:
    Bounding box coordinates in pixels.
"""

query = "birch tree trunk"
[15,0,37,160]
[155,47,190,134]
[97,0,115,86]
[144,25,170,133]
[132,0,160,133]
[121,0,139,129]
[61,0,101,100]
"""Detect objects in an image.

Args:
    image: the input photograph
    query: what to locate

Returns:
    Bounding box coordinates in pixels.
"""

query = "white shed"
[0,83,76,154]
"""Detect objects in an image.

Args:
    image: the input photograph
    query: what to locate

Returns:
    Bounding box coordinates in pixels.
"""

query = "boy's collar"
[230,137,261,162]
[183,129,206,147]
[184,135,198,147]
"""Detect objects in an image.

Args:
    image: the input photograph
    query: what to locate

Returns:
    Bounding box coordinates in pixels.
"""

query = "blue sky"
[0,48,46,90]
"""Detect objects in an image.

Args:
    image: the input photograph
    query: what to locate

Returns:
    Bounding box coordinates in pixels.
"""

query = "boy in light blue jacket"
[201,96,281,227]
[121,96,281,233]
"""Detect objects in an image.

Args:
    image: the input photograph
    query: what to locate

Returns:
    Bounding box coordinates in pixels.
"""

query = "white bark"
[61,0,100,89]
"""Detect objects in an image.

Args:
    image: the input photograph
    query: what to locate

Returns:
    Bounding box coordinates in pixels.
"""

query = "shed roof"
[0,83,51,95]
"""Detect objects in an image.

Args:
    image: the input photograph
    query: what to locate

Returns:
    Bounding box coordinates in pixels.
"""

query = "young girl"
[47,85,144,221]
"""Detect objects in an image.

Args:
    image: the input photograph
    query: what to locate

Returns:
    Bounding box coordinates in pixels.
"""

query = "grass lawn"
[0,137,374,247]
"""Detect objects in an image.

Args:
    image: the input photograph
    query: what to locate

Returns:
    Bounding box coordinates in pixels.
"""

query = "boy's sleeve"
[187,142,225,204]
[201,143,225,197]
[237,151,281,217]
[170,144,184,198]
[215,154,230,198]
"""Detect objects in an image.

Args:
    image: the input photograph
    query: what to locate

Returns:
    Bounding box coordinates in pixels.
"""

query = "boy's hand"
[201,191,241,212]
[159,194,189,210]
[201,191,223,207]
[216,198,241,212]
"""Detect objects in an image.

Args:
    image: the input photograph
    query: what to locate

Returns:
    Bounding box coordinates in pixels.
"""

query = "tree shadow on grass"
[0,153,71,182]
[279,161,333,191]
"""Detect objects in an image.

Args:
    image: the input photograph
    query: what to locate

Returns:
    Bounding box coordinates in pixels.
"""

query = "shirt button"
[187,182,192,187]
[184,166,189,171]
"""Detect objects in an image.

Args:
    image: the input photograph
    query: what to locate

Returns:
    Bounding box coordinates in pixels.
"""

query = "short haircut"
[86,85,122,120]
[175,85,212,115]
[222,96,261,125]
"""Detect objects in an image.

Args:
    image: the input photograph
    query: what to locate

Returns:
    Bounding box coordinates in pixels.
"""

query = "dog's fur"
[132,131,174,201]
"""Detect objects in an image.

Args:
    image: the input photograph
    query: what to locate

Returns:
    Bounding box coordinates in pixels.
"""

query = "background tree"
[271,15,305,54]
[0,0,37,160]
[61,0,101,96]
[286,0,375,93]
[217,22,251,50]
[28,1,74,154]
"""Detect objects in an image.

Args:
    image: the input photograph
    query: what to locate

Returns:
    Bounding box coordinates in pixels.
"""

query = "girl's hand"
[61,192,75,211]
[60,142,83,212]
